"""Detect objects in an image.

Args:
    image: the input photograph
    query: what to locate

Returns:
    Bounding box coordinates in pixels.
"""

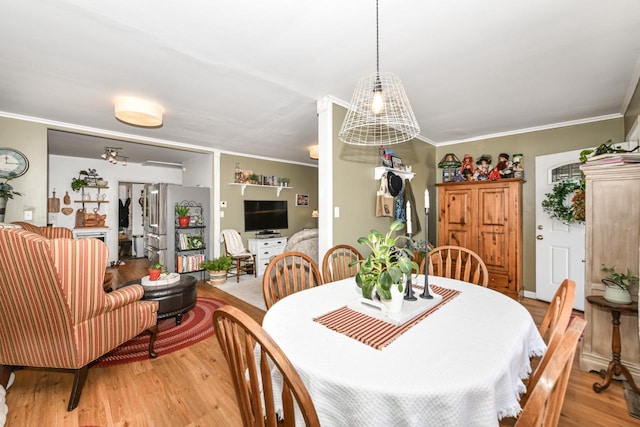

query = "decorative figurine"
[460,154,474,181]
[489,152,512,180]
[512,153,524,179]
[473,154,492,181]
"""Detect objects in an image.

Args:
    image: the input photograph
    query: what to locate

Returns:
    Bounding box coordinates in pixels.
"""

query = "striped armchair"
[10,222,114,290]
[0,229,159,411]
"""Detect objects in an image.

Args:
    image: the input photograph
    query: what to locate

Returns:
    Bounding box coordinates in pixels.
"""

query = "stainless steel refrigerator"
[144,183,210,277]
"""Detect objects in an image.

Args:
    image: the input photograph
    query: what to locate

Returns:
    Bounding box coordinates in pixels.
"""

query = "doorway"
[534,149,587,311]
[118,181,149,260]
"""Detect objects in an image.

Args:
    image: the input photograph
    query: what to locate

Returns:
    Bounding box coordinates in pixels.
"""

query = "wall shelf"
[374,166,415,181]
[228,182,293,197]
[74,186,109,208]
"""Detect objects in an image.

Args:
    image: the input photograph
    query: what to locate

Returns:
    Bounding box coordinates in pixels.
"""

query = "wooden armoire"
[436,179,523,299]
[580,162,640,384]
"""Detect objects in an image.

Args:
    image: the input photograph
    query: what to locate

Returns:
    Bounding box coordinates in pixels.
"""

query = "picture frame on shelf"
[392,156,403,170]
[296,194,309,207]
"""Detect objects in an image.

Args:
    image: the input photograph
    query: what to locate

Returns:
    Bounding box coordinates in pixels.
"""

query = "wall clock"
[0,148,29,179]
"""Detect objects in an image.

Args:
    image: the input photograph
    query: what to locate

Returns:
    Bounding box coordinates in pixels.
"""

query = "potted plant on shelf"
[601,264,639,304]
[176,204,190,227]
[148,262,164,281]
[352,220,417,313]
[201,256,233,285]
[278,177,290,187]
[248,173,260,185]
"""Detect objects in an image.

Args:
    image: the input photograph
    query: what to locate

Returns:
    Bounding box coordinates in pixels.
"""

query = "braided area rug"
[94,297,226,367]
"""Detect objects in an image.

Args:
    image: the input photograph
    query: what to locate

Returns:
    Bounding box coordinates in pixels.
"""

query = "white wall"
[48,155,183,262]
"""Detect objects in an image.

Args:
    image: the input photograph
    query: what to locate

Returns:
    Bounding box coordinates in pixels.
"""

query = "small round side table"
[586,295,639,394]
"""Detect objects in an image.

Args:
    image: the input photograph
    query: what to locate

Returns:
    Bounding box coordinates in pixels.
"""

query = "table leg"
[176,313,184,326]
[592,309,640,394]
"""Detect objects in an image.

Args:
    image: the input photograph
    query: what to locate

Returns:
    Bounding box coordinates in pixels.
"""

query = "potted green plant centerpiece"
[176,204,190,227]
[601,264,639,304]
[353,220,418,313]
[201,256,233,285]
[148,262,164,281]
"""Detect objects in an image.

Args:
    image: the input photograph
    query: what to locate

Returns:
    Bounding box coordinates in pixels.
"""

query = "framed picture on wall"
[296,194,309,207]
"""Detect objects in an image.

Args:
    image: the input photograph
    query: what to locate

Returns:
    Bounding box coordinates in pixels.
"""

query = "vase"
[178,216,190,227]
[602,279,632,304]
[0,197,6,222]
[148,269,162,281]
[380,283,404,314]
[208,270,228,286]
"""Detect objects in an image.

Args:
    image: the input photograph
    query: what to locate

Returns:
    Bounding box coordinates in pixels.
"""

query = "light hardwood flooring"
[3,258,638,426]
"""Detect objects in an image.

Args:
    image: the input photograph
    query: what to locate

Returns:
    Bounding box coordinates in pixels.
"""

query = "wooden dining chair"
[520,279,576,406]
[321,244,363,283]
[263,251,323,309]
[513,317,586,426]
[419,245,489,287]
[214,305,320,427]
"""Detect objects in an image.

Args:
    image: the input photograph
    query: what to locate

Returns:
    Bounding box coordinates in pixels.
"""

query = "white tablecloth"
[261,276,546,427]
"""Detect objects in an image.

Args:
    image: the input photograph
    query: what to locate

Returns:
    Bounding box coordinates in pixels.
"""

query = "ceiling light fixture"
[339,0,420,146]
[309,145,319,160]
[114,96,164,127]
[142,160,184,169]
[100,146,128,166]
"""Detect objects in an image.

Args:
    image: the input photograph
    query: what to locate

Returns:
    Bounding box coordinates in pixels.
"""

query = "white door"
[535,149,587,311]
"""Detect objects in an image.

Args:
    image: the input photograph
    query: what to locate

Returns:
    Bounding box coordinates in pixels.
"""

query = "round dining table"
[261,275,546,427]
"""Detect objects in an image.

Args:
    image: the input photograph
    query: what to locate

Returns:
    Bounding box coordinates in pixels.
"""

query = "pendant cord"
[376,0,379,77]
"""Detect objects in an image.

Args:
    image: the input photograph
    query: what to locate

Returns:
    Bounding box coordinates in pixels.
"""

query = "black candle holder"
[404,231,417,301]
[419,209,433,300]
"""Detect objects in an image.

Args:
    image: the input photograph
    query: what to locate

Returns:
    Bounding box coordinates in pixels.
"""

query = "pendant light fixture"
[339,0,420,146]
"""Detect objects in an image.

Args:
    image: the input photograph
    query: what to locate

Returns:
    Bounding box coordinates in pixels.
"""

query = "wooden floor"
[3,258,638,426]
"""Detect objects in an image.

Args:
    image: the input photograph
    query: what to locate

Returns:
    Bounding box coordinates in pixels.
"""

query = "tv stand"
[248,236,288,276]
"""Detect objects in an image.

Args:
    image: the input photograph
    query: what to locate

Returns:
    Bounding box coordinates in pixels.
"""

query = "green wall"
[219,153,318,253]
[435,118,624,293]
[0,117,48,224]
[331,104,437,255]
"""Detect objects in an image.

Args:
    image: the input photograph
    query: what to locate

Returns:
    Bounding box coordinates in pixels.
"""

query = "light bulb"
[372,88,384,114]
[122,159,127,166]
[101,153,107,159]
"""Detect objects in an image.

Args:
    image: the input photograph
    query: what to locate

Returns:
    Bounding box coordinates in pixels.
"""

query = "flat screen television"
[244,200,288,232]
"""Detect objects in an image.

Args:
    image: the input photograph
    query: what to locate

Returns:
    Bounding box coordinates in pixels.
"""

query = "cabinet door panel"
[478,230,508,272]
[443,190,471,225]
[478,188,506,225]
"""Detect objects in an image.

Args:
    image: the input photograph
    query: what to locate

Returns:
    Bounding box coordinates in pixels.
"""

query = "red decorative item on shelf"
[178,216,190,228]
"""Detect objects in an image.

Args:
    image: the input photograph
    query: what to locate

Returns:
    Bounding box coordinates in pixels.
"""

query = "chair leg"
[236,258,241,282]
[67,366,89,411]
[147,325,159,358]
[0,365,13,389]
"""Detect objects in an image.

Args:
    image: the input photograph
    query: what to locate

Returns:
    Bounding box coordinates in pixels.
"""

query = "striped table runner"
[313,285,460,350]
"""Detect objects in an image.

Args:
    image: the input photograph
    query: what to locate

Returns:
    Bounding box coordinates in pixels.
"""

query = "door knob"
[537,225,544,230]
[536,235,544,240]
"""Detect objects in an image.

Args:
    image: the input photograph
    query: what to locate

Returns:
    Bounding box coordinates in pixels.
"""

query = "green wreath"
[542,180,585,225]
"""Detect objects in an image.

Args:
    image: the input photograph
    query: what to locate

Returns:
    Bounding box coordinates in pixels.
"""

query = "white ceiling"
[2,0,640,165]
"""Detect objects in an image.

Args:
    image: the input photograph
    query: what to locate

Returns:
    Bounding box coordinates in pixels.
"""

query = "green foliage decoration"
[541,180,585,225]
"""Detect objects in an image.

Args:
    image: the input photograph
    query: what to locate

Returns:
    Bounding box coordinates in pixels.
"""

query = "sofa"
[284,228,319,265]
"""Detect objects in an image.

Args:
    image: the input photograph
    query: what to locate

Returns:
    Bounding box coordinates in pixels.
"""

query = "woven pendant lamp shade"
[339,72,420,145]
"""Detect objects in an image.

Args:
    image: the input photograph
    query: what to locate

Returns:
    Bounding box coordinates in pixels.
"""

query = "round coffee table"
[119,275,197,326]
